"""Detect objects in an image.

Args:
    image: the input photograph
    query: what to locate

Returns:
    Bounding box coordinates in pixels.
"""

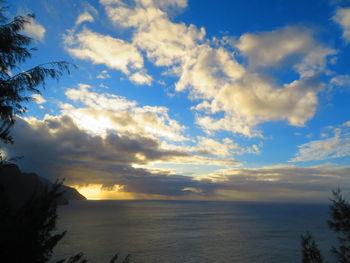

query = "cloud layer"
[62,0,338,137]
[5,117,349,202]
[333,7,350,43]
[291,122,350,162]
[8,0,350,202]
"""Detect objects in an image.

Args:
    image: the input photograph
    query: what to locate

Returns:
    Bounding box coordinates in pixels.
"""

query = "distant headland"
[0,164,86,206]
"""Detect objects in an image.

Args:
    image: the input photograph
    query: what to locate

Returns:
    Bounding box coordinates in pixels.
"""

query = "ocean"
[54,200,335,263]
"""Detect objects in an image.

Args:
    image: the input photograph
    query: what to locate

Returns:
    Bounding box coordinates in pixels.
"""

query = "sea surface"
[54,200,335,263]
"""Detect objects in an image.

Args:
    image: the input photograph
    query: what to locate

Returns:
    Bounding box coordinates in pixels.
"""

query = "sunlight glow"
[73,184,126,200]
[70,112,115,136]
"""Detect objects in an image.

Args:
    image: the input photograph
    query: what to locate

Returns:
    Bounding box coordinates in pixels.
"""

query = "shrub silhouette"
[301,233,324,263]
[0,181,66,262]
[328,189,350,262]
[301,189,350,263]
[0,179,131,263]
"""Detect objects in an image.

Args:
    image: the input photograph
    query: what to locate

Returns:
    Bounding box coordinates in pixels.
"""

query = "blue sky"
[5,0,350,201]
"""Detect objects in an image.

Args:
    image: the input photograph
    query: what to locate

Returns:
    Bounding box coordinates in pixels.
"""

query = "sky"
[4,0,350,202]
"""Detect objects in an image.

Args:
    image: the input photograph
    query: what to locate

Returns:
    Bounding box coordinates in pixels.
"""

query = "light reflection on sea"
[54,200,334,263]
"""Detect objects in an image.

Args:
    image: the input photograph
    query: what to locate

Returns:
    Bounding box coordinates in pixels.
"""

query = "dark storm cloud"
[4,116,184,177]
[1,116,222,197]
[3,116,350,201]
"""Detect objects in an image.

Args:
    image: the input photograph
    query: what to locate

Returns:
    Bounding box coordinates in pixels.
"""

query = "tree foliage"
[301,233,324,263]
[301,189,350,263]
[0,181,66,262]
[328,189,350,263]
[0,1,73,146]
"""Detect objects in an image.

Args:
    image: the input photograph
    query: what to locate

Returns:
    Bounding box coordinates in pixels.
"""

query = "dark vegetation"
[301,189,350,263]
[0,1,130,262]
[0,2,72,149]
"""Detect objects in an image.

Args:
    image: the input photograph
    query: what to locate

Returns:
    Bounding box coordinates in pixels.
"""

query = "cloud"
[102,0,188,28]
[97,0,335,138]
[3,116,187,181]
[201,164,350,202]
[2,115,238,198]
[160,155,241,167]
[22,18,46,41]
[65,29,144,74]
[331,74,350,88]
[1,78,246,199]
[64,26,155,85]
[194,74,323,136]
[4,116,348,202]
[174,45,245,95]
[136,0,188,10]
[75,11,94,25]
[62,83,187,141]
[133,18,206,66]
[236,26,335,76]
[333,7,350,43]
[290,122,350,162]
[2,88,348,202]
[129,70,153,85]
[32,94,46,104]
[236,26,310,67]
[97,70,111,79]
[194,136,261,157]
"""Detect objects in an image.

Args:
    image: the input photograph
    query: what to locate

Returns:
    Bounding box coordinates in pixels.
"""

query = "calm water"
[54,200,335,263]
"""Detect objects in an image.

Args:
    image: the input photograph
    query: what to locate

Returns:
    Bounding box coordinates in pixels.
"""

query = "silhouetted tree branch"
[328,188,350,263]
[0,181,66,262]
[0,1,75,145]
[301,189,350,263]
[301,232,324,263]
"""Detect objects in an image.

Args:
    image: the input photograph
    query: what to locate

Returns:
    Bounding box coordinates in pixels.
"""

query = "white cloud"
[64,29,144,74]
[102,0,187,28]
[97,70,111,79]
[175,45,245,95]
[104,3,165,28]
[333,7,350,43]
[32,94,46,104]
[195,74,322,136]
[22,18,46,41]
[100,0,188,9]
[291,122,350,162]
[331,74,350,87]
[194,136,261,157]
[133,18,206,66]
[63,83,187,141]
[64,27,155,85]
[96,70,111,79]
[130,70,153,85]
[86,1,335,138]
[236,26,335,76]
[75,11,95,25]
[195,114,262,138]
[137,0,188,9]
[195,137,238,157]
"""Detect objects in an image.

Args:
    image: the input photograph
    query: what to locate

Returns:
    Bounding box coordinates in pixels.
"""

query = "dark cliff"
[0,164,86,206]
